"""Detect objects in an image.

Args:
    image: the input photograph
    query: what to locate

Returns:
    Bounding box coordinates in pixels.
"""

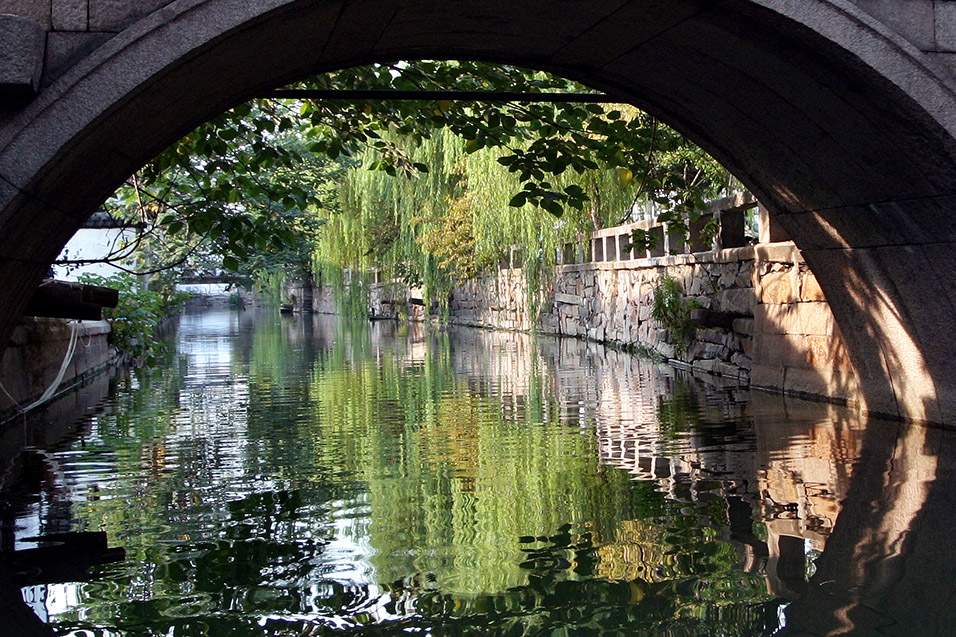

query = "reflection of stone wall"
[443,327,868,600]
[750,395,867,597]
[594,386,867,599]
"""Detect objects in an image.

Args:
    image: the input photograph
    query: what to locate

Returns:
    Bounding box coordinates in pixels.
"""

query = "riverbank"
[445,240,853,408]
[0,318,117,422]
[294,236,849,409]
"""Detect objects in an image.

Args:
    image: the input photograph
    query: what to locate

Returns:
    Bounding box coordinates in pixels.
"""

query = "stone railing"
[555,192,760,266]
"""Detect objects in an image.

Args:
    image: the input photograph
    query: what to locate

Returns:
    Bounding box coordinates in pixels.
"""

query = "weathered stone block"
[756,270,793,304]
[731,353,752,370]
[657,342,676,359]
[750,363,785,391]
[800,272,826,301]
[741,336,754,357]
[716,288,756,314]
[89,0,176,31]
[755,242,801,264]
[715,361,742,379]
[783,367,861,406]
[752,332,808,369]
[695,328,723,345]
[734,265,753,288]
[717,266,737,289]
[732,317,754,336]
[722,331,741,352]
[53,0,88,31]
[0,14,45,95]
[696,342,724,360]
[0,1,51,29]
[554,293,582,306]
[755,301,835,337]
[43,31,112,83]
[805,334,854,372]
[851,0,935,51]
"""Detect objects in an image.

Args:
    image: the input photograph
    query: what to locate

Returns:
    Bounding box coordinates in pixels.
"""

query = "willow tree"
[75,61,732,296]
[315,104,723,317]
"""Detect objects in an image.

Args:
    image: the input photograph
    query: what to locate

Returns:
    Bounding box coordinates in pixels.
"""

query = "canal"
[1,309,953,635]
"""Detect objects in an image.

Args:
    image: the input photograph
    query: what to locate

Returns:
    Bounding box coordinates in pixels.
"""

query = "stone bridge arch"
[2,0,956,423]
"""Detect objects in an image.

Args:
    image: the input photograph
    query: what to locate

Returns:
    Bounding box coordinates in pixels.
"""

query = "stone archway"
[3,0,956,423]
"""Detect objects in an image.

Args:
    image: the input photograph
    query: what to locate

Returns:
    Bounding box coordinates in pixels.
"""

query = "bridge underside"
[2,0,956,423]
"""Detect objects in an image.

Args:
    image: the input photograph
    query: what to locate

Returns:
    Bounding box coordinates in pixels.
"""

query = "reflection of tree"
[305,322,782,632]
[291,524,781,636]
[52,315,783,635]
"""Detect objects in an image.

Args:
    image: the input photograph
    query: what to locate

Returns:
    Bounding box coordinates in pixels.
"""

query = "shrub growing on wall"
[650,275,698,354]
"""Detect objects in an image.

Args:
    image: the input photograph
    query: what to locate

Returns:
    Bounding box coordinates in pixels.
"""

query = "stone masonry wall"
[0,318,113,418]
[0,0,176,90]
[749,243,860,408]
[448,241,852,403]
[451,247,757,382]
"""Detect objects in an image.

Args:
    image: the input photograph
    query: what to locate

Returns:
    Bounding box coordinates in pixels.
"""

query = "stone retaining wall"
[448,241,852,404]
[749,243,860,408]
[304,238,850,404]
[0,318,114,419]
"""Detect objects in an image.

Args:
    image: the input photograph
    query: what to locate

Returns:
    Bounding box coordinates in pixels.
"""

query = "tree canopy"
[68,60,735,307]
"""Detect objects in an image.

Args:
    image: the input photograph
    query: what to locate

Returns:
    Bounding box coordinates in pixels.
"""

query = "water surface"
[2,309,951,635]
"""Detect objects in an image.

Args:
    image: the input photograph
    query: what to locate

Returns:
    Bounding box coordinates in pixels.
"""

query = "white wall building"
[54,211,139,281]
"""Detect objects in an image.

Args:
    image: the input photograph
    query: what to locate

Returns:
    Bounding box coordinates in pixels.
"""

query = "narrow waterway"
[2,309,954,635]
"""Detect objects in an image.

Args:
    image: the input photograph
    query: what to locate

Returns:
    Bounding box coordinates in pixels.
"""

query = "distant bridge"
[177,276,250,287]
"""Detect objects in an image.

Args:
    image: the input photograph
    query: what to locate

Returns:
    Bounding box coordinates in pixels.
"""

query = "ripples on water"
[0,309,906,635]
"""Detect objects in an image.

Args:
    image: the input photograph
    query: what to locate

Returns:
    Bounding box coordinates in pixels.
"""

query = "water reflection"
[0,309,951,634]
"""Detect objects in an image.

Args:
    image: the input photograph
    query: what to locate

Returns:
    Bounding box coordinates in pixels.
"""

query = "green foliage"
[254,269,287,308]
[89,61,730,285]
[627,227,659,254]
[416,194,484,281]
[78,272,188,365]
[318,127,640,317]
[651,275,699,354]
[76,61,736,326]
